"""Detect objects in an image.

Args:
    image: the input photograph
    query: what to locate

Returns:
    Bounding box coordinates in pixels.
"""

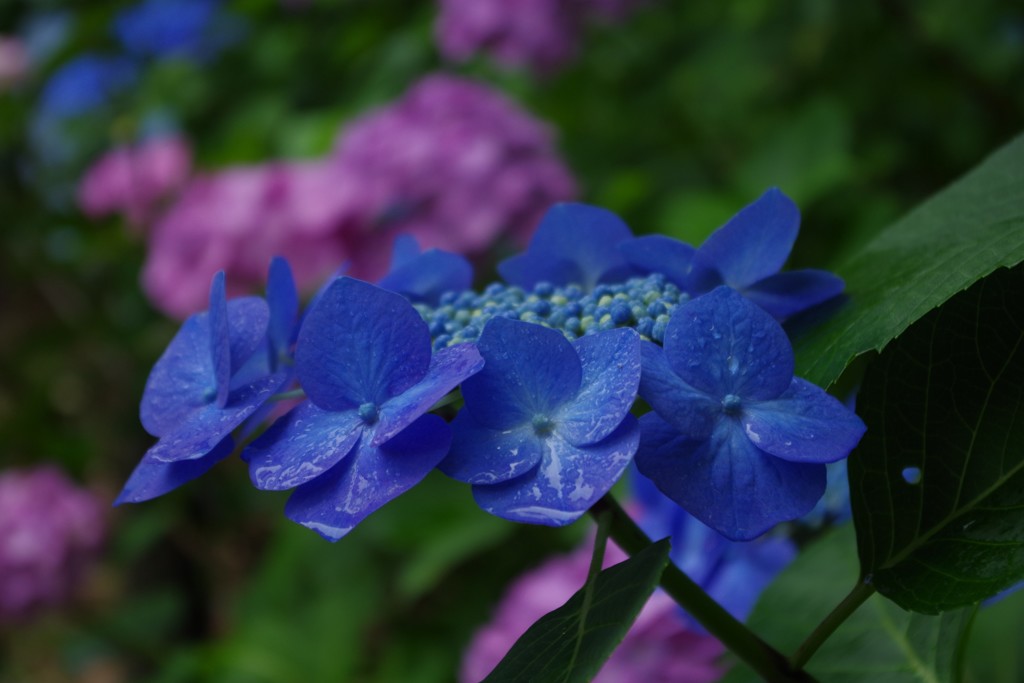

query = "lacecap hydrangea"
[119,189,865,543]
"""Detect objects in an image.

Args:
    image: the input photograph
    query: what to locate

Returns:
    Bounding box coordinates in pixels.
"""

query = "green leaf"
[964,587,1024,683]
[735,98,852,206]
[794,132,1024,388]
[205,521,385,683]
[359,471,517,601]
[721,526,975,683]
[484,538,671,683]
[850,265,1024,613]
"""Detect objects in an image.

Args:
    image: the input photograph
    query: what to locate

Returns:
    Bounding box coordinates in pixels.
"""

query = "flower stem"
[269,388,305,401]
[791,579,875,669]
[589,494,817,683]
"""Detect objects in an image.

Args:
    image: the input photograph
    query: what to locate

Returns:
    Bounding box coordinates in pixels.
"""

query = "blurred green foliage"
[1,0,1022,681]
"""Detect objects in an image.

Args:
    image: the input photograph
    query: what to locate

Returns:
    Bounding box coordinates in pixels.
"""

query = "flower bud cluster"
[418,273,688,350]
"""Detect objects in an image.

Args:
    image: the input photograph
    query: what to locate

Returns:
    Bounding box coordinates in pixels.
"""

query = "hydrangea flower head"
[635,286,866,540]
[0,466,105,621]
[498,202,637,291]
[440,317,641,525]
[117,271,289,504]
[377,234,473,306]
[244,278,484,540]
[330,74,576,270]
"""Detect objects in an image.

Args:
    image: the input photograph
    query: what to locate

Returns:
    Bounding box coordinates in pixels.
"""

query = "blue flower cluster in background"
[114,0,242,61]
[38,54,140,118]
[119,189,865,544]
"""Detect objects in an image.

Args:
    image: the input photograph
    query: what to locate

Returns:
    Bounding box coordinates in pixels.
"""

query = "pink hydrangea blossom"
[140,74,573,317]
[329,73,576,279]
[435,0,643,74]
[460,541,725,683]
[0,466,106,621]
[78,135,192,228]
[141,161,351,318]
[0,37,28,90]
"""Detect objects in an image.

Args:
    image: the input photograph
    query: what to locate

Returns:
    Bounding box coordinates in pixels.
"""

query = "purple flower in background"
[0,37,28,90]
[78,135,192,227]
[141,74,571,317]
[436,0,643,75]
[142,161,351,318]
[114,0,242,61]
[330,74,576,276]
[244,278,484,541]
[440,318,640,526]
[117,271,289,504]
[636,287,865,540]
[0,466,105,621]
[460,541,724,683]
[498,202,638,291]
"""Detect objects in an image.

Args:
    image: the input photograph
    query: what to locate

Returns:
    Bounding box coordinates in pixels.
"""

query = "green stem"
[590,494,817,683]
[269,388,305,402]
[791,579,876,669]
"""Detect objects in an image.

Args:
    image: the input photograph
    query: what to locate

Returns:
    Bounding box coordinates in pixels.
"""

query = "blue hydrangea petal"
[148,371,288,463]
[284,414,452,541]
[378,247,474,306]
[800,459,852,525]
[498,203,635,290]
[226,296,272,373]
[115,437,234,505]
[472,415,640,526]
[688,188,800,292]
[374,343,484,447]
[244,401,363,491]
[631,465,798,622]
[630,463,688,543]
[388,234,422,270]
[704,536,797,620]
[497,252,584,291]
[558,328,641,446]
[462,318,582,429]
[635,413,825,540]
[439,410,544,485]
[662,505,732,586]
[664,286,794,401]
[295,278,432,410]
[267,256,299,368]
[742,269,845,321]
[638,341,718,438]
[140,314,215,437]
[141,292,267,438]
[618,235,696,289]
[743,377,867,464]
[209,271,231,407]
